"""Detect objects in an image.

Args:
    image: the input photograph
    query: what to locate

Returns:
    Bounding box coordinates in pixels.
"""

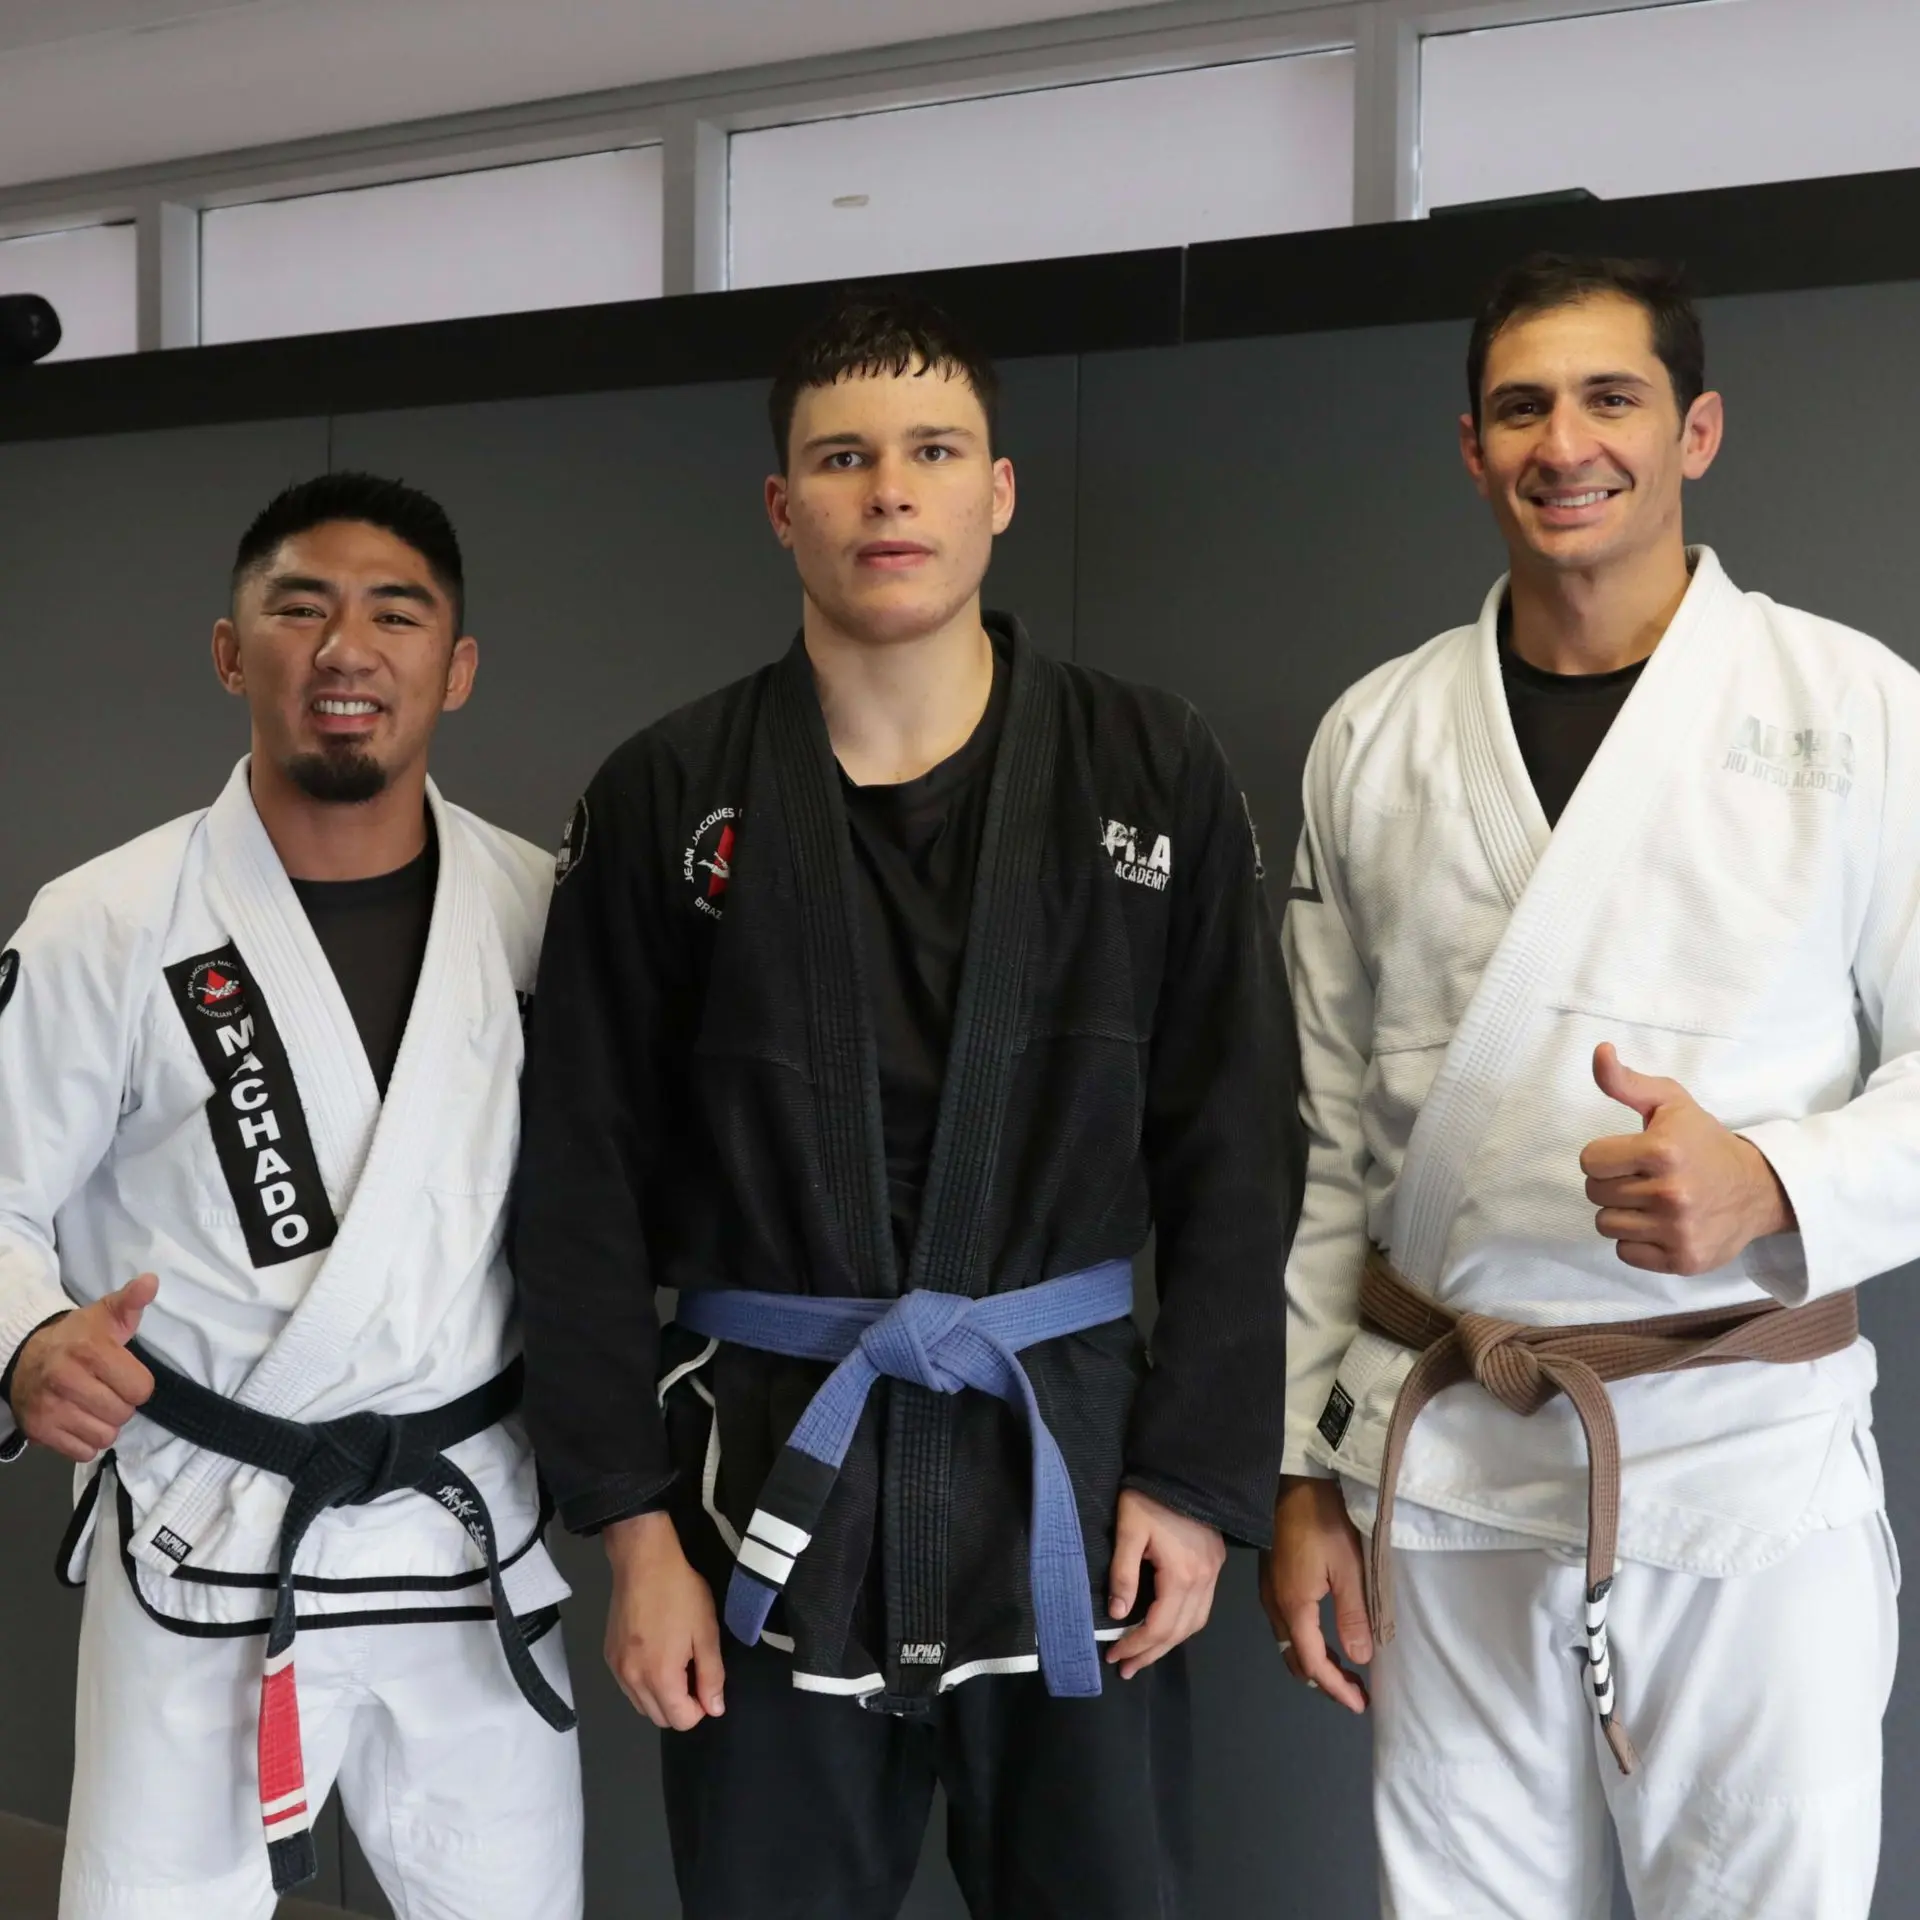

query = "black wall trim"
[1,163,1918,446]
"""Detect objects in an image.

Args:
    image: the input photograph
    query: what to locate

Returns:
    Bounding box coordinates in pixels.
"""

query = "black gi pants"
[662,1639,1194,1919]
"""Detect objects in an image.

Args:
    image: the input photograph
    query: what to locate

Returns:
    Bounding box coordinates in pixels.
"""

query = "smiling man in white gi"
[0,473,581,1918]
[1264,254,1909,1918]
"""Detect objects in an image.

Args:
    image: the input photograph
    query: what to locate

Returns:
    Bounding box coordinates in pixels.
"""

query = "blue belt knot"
[673,1260,1134,1699]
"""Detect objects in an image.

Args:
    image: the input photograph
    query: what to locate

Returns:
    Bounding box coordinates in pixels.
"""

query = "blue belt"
[674,1260,1134,1699]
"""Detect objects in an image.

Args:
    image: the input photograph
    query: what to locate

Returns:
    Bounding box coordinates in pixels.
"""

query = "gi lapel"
[1391,551,1743,1289]
[131,765,494,1572]
[761,621,1061,1704]
[762,640,898,1301]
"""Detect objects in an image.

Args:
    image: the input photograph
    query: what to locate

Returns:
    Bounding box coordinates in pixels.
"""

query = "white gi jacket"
[0,761,568,1629]
[1284,549,1920,1577]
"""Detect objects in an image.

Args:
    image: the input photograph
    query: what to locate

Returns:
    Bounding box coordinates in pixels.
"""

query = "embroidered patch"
[1101,818,1173,892]
[165,946,338,1271]
[152,1526,193,1565]
[1241,792,1266,881]
[0,948,17,1020]
[1721,716,1855,797]
[1317,1382,1355,1452]
[682,806,740,920]
[554,795,589,885]
[897,1642,945,1667]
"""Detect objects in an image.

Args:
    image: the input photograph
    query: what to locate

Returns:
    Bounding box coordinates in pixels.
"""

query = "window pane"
[201,147,663,346]
[0,223,136,362]
[1423,0,1920,212]
[730,53,1354,289]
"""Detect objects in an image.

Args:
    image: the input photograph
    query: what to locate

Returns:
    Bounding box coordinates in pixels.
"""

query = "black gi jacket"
[515,617,1302,1701]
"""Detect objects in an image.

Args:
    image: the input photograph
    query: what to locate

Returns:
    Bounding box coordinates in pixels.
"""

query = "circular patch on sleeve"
[0,949,17,1019]
[554,795,589,886]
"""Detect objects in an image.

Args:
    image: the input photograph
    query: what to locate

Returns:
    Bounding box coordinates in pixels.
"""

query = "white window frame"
[0,0,1700,351]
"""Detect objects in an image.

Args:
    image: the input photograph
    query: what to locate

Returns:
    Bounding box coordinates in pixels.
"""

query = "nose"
[313,609,380,672]
[1535,394,1604,474]
[864,448,918,517]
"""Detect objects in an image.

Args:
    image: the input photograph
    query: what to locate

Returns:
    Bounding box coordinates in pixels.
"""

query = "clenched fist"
[9,1274,157,1462]
[1581,1044,1795,1275]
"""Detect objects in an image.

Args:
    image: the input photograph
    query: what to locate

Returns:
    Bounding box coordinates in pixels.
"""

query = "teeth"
[1541,490,1611,508]
[315,698,378,715]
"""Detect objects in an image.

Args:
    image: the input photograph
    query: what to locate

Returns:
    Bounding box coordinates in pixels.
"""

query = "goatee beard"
[286,746,389,804]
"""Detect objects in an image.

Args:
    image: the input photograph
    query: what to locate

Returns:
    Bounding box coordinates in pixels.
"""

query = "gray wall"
[1,280,1916,1917]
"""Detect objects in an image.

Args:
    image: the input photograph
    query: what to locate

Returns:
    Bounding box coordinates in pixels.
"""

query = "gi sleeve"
[1122,709,1304,1548]
[1738,671,1920,1304]
[514,764,680,1532]
[1277,706,1378,1479]
[0,886,144,1455]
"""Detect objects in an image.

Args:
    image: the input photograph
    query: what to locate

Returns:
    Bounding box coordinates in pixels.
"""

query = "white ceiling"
[0,0,1149,191]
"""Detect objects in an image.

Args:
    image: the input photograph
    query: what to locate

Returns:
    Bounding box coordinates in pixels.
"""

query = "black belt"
[130,1350,574,1889]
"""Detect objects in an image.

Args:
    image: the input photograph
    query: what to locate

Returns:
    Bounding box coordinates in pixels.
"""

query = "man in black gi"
[515,290,1300,1917]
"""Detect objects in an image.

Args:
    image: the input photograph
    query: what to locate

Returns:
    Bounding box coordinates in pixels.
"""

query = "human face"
[766,365,1015,647]
[1461,293,1722,579]
[211,520,475,803]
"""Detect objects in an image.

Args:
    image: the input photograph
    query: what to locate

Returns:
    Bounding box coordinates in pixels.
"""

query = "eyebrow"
[262,573,438,609]
[799,424,978,453]
[1488,370,1655,402]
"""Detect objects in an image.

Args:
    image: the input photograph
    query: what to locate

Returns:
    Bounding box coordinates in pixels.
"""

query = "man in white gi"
[1264,253,1908,1918]
[0,473,582,1919]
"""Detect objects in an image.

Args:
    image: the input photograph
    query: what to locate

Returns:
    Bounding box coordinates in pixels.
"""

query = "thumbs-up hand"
[1579,1044,1795,1275]
[7,1274,157,1463]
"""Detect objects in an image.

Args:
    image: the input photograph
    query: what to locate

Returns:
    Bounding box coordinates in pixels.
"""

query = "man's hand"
[9,1274,157,1463]
[602,1510,726,1731]
[1259,1475,1370,1714]
[1105,1487,1227,1679]
[1582,1042,1795,1275]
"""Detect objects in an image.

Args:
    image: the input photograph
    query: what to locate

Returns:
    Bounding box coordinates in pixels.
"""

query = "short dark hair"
[232,472,466,631]
[768,288,1000,470]
[1466,253,1706,432]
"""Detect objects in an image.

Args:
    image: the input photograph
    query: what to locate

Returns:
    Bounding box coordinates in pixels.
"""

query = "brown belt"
[1360,1248,1858,1773]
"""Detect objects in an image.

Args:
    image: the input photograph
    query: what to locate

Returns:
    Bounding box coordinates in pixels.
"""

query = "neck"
[805,596,997,786]
[248,749,432,881]
[1506,532,1694,676]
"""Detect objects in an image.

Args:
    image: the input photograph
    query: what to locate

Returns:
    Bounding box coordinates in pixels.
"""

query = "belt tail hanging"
[1583,1577,1639,1775]
[258,1599,316,1891]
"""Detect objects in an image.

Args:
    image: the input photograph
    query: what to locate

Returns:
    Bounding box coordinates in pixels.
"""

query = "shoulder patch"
[554,795,589,886]
[0,949,16,1019]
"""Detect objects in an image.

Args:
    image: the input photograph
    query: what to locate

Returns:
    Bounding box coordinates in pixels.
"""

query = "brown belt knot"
[1355,1248,1858,1776]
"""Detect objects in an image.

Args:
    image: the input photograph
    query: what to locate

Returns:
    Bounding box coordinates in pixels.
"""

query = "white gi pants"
[1373,1516,1899,1920]
[59,1494,584,1920]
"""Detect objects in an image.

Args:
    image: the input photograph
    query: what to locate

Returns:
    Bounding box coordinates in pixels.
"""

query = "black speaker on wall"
[0,294,62,367]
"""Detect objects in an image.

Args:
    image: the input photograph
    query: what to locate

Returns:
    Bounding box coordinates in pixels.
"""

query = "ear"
[1458,413,1491,498]
[1681,389,1724,481]
[990,455,1016,537]
[765,472,795,550]
[211,617,245,695]
[442,634,479,713]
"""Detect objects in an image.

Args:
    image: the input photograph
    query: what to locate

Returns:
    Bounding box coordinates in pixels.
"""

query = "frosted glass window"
[0,223,136,362]
[1423,0,1920,213]
[730,53,1354,289]
[201,147,663,345]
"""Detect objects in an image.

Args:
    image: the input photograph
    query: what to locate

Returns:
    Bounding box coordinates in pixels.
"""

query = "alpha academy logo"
[165,946,338,1271]
[683,806,740,920]
[554,795,589,886]
[1101,818,1173,892]
[1722,716,1855,797]
[0,948,17,1021]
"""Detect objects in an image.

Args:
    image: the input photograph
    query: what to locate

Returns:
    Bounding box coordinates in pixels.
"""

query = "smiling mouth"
[1530,488,1621,510]
[312,697,381,717]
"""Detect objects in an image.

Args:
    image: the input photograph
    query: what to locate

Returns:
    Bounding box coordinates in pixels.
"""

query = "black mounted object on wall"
[0,294,61,367]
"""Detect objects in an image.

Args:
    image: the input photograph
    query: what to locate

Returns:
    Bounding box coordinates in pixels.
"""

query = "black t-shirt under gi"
[1499,614,1649,826]
[289,827,438,1095]
[839,645,1011,1273]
